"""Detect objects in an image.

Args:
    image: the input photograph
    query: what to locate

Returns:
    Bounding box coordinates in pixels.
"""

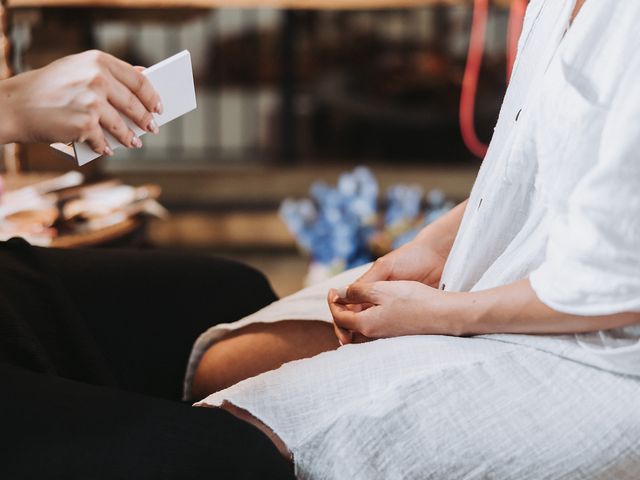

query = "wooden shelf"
[8,0,514,10]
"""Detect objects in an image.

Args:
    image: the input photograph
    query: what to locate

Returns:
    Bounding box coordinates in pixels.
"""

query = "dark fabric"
[0,363,294,480]
[0,239,294,479]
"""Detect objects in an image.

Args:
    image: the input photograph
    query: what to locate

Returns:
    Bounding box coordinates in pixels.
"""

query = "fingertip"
[148,119,159,134]
[328,288,342,304]
[335,286,348,300]
[334,324,351,346]
[340,330,353,345]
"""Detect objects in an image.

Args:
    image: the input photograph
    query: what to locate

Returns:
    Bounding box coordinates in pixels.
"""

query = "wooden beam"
[8,0,515,10]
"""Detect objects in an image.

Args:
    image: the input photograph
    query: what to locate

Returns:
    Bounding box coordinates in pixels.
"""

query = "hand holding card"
[51,50,197,165]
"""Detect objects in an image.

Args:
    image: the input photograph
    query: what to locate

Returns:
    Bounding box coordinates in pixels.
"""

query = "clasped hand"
[326,235,456,345]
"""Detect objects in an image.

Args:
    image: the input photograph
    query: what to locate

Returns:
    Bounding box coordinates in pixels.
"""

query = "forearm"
[450,278,640,336]
[415,199,468,258]
[0,77,19,144]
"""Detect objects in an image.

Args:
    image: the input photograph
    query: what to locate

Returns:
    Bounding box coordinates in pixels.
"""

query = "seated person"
[190,1,640,477]
[0,51,294,479]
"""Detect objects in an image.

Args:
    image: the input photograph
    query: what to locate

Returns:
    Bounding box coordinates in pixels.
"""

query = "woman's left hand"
[328,281,458,345]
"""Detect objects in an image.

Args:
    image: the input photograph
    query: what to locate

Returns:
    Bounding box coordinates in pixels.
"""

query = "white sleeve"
[529,56,640,316]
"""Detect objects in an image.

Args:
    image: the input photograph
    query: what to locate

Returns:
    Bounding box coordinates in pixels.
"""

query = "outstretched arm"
[0,50,161,155]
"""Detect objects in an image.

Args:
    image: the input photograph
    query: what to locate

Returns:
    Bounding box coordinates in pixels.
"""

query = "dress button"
[515,109,522,122]
[478,198,483,210]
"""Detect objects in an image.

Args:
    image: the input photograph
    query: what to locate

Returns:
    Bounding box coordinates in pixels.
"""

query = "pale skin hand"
[331,199,468,344]
[0,50,162,155]
[357,200,468,286]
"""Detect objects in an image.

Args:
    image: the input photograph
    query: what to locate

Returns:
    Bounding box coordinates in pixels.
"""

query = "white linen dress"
[186,1,640,478]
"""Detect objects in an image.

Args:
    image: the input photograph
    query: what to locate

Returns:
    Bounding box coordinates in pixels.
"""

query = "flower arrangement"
[279,166,454,285]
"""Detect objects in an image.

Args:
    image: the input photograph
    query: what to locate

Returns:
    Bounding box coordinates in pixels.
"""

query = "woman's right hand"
[355,199,468,287]
[356,236,448,288]
[330,201,468,344]
[330,238,449,344]
[0,50,161,155]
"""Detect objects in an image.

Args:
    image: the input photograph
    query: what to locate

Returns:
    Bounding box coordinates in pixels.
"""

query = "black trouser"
[0,239,294,479]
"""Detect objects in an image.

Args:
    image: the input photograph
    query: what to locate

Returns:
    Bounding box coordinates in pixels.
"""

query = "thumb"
[335,282,382,306]
[355,257,391,284]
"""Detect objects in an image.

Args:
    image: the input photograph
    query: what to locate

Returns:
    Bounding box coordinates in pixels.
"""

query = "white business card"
[51,50,197,166]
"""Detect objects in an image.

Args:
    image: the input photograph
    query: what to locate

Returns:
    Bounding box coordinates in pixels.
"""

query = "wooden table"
[2,173,145,247]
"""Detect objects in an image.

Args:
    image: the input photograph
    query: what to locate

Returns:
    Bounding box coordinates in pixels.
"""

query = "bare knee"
[191,321,339,399]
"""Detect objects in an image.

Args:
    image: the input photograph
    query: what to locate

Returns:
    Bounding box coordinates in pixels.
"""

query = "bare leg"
[192,320,339,399]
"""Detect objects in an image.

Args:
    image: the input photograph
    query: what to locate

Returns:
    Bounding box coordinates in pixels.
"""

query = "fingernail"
[332,295,340,303]
[155,101,164,115]
[104,146,114,157]
[148,119,159,134]
[335,286,348,299]
[131,136,143,149]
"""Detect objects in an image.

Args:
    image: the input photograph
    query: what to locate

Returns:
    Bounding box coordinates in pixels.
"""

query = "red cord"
[459,0,490,159]
[459,0,527,159]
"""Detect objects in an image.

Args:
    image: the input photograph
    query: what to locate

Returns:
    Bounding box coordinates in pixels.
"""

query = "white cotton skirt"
[185,265,640,479]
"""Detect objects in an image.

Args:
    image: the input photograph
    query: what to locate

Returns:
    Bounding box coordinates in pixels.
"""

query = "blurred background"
[0,0,522,296]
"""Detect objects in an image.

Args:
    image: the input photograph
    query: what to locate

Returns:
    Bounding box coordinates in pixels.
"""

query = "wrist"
[444,290,493,336]
[417,224,456,260]
[415,199,468,260]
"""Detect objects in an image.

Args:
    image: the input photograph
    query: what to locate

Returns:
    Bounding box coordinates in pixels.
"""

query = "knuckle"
[111,122,130,141]
[88,98,102,111]
[137,110,152,126]
[133,71,146,92]
[87,49,107,64]
[89,136,105,150]
[123,128,134,142]
[125,92,138,111]
[373,257,388,272]
[81,92,102,110]
[88,71,106,89]
[78,114,97,134]
[82,49,100,60]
